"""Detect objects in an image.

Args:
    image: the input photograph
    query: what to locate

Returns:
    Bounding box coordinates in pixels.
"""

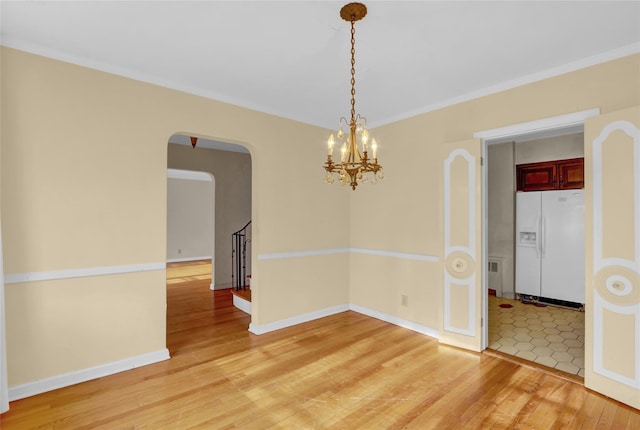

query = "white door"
[584,106,639,409]
[442,139,482,352]
[540,190,585,303]
[515,192,542,297]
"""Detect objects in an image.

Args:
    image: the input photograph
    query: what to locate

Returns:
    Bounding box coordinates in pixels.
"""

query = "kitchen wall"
[487,133,585,298]
[516,133,584,164]
[488,142,515,298]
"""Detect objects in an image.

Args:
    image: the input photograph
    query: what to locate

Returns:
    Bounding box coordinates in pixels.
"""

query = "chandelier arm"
[324,3,382,191]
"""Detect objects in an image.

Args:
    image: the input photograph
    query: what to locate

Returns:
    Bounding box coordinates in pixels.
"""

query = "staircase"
[231,221,251,314]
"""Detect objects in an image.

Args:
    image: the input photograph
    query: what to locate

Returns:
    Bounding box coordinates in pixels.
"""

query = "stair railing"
[231,220,251,291]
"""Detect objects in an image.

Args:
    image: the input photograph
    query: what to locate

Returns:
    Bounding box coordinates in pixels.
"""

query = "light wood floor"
[2,262,638,429]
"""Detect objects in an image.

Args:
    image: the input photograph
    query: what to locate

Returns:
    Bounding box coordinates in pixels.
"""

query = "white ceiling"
[2,1,639,133]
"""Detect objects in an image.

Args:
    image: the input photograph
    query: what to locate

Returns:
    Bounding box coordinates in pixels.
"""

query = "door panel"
[585,106,640,409]
[540,190,585,303]
[517,162,557,191]
[558,158,585,189]
[442,139,482,351]
[515,192,542,296]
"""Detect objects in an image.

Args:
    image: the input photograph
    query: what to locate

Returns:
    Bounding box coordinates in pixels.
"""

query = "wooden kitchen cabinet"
[516,158,583,191]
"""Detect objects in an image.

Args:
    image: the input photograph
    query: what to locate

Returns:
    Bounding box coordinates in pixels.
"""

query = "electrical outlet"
[401,295,408,306]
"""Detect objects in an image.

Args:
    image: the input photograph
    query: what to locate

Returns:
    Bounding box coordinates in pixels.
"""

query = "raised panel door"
[558,158,584,189]
[516,162,557,191]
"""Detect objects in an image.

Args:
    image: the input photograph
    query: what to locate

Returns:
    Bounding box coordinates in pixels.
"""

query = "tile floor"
[488,295,585,377]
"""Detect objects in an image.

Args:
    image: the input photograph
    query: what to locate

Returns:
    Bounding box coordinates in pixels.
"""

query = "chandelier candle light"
[324,2,383,190]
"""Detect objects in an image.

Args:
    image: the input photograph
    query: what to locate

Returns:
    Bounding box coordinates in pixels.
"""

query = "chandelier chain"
[324,3,383,191]
[350,18,356,123]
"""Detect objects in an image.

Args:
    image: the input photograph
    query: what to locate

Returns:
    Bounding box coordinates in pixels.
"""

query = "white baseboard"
[166,256,211,263]
[247,302,439,340]
[248,304,349,335]
[349,304,440,339]
[214,282,232,291]
[8,349,170,401]
[233,294,251,315]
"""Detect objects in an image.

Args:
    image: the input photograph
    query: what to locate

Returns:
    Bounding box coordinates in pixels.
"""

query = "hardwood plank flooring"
[1,261,638,429]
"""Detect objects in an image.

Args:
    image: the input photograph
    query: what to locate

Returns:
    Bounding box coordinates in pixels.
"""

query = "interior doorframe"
[166,168,216,289]
[474,108,601,349]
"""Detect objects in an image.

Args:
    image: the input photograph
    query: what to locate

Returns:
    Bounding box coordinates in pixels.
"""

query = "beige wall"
[168,144,251,288]
[351,54,639,332]
[515,133,584,164]
[1,47,349,387]
[1,46,639,407]
[167,175,214,261]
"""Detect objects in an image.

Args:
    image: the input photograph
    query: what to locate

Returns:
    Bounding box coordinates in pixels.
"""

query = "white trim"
[374,43,636,128]
[474,108,601,144]
[8,349,170,401]
[481,141,489,348]
[593,292,640,389]
[258,248,349,261]
[443,148,477,339]
[444,149,476,258]
[350,248,439,262]
[477,108,602,351]
[443,273,476,337]
[2,36,636,130]
[248,304,349,335]
[167,168,213,181]
[247,302,440,340]
[349,304,439,339]
[4,262,165,284]
[166,256,211,264]
[257,247,439,262]
[233,294,251,315]
[593,120,640,273]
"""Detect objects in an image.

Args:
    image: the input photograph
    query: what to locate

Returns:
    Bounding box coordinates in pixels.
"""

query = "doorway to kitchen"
[476,109,599,377]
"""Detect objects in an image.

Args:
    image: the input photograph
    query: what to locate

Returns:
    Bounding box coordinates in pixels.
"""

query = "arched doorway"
[166,134,252,291]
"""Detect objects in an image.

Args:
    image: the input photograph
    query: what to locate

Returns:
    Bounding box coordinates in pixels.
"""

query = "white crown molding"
[4,37,636,130]
[258,247,439,262]
[0,40,327,128]
[8,349,170,401]
[167,169,213,182]
[4,262,165,284]
[372,44,639,128]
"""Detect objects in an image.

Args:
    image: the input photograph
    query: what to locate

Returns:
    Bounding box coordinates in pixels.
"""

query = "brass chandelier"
[324,2,383,190]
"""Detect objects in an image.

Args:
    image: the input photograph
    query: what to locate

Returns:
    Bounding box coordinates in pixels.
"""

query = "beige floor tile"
[489,296,584,377]
[532,346,553,357]
[530,338,550,347]
[515,342,535,351]
[556,362,580,374]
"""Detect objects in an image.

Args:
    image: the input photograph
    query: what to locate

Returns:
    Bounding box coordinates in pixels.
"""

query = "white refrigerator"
[515,190,585,304]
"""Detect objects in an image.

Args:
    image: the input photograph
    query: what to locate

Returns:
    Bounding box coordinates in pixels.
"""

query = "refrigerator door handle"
[540,217,545,258]
[536,216,541,258]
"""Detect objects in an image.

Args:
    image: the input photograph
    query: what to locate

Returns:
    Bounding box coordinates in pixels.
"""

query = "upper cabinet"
[516,157,584,192]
